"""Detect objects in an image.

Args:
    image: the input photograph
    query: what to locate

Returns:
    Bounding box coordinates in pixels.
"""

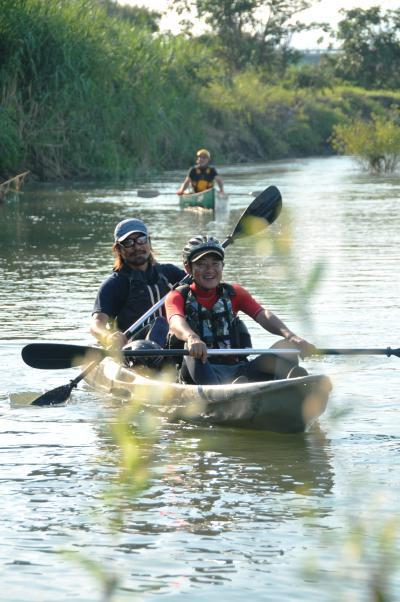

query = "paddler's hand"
[288,335,316,359]
[187,334,208,363]
[106,331,128,350]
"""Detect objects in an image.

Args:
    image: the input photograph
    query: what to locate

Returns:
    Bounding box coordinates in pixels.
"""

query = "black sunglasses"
[119,235,148,248]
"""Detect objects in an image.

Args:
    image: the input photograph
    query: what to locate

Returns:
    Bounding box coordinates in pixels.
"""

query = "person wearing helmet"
[165,235,316,385]
[177,149,224,195]
[90,218,186,351]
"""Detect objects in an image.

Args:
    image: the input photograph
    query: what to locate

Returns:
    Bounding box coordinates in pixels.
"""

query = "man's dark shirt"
[93,263,186,320]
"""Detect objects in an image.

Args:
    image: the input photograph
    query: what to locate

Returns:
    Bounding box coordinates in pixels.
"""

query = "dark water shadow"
[169,424,335,497]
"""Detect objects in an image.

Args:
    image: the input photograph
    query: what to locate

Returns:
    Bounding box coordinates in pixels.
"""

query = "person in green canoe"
[165,235,315,385]
[177,148,225,195]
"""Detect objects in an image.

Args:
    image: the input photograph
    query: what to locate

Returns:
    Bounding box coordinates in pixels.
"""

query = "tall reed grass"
[0,0,210,180]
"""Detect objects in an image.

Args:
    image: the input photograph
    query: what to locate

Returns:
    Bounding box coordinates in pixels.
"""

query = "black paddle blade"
[137,189,159,198]
[229,185,282,242]
[31,381,76,406]
[22,343,104,370]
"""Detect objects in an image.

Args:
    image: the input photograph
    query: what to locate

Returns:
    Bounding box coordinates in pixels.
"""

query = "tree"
[170,0,323,72]
[334,7,400,90]
[99,0,161,32]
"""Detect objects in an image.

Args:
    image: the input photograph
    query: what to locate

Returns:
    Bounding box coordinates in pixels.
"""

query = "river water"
[1,156,399,601]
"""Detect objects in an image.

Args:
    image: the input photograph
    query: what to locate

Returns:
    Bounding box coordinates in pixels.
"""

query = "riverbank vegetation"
[332,111,400,174]
[1,0,400,181]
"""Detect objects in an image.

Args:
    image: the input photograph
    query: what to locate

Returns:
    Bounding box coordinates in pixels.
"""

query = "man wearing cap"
[165,235,315,385]
[90,218,185,349]
[177,149,224,195]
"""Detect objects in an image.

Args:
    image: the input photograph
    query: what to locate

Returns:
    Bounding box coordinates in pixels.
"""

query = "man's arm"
[215,174,224,193]
[169,314,208,362]
[90,274,128,348]
[255,310,316,357]
[90,312,128,348]
[177,176,192,195]
[166,290,208,362]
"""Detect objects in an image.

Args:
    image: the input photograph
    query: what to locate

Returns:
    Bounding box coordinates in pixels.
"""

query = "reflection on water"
[98,424,334,529]
[184,426,335,496]
[72,421,335,595]
[1,156,400,600]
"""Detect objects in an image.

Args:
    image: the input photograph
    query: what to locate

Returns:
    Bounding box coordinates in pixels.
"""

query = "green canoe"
[179,187,215,210]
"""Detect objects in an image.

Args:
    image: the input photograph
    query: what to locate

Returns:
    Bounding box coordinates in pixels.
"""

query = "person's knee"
[181,356,219,385]
[270,338,299,359]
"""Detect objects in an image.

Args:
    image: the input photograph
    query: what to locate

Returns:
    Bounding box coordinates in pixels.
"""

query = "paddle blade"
[228,185,282,243]
[136,189,159,198]
[31,381,76,406]
[22,343,105,370]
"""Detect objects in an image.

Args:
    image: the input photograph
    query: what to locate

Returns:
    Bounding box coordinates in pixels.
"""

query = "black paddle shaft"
[317,347,400,357]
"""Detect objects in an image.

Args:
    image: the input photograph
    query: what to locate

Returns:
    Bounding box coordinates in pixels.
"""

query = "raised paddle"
[25,186,283,406]
[137,189,263,198]
[22,343,400,372]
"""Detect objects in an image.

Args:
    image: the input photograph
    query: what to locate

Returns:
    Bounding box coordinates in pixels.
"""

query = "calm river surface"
[1,156,399,601]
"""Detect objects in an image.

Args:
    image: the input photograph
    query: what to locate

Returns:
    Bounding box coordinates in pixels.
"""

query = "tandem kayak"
[84,357,332,434]
[179,187,215,210]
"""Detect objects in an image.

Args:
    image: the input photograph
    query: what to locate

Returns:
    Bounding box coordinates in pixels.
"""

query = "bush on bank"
[331,110,400,173]
[1,0,400,181]
[202,76,400,164]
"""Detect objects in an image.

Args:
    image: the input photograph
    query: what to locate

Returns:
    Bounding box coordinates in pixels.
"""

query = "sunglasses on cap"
[118,234,149,248]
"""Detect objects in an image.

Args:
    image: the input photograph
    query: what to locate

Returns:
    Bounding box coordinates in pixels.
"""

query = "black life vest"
[190,165,217,192]
[169,283,252,352]
[116,264,173,332]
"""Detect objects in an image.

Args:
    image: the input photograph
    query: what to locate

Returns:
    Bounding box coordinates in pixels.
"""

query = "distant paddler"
[177,148,225,196]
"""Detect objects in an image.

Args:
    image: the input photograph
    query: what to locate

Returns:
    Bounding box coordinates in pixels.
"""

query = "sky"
[117,0,399,48]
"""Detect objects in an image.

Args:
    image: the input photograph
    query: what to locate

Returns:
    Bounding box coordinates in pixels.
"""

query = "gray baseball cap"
[114,218,148,242]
